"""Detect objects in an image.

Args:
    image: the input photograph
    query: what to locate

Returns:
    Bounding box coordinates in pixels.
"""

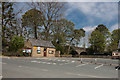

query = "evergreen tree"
[89,30,105,53]
[108,29,120,51]
[95,24,111,51]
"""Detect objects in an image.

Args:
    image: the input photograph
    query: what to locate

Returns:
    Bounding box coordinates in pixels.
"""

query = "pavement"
[1,57,119,78]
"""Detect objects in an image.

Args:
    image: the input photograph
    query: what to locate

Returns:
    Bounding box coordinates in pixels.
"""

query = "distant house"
[23,39,56,57]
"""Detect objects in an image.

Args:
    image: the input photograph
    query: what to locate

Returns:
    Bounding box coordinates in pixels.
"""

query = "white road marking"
[58,60,61,61]
[19,65,22,67]
[115,67,120,70]
[36,61,41,63]
[94,64,103,69]
[36,58,40,59]
[53,63,56,65]
[31,61,37,63]
[0,75,3,79]
[71,61,75,63]
[47,63,51,64]
[62,60,65,61]
[76,64,87,67]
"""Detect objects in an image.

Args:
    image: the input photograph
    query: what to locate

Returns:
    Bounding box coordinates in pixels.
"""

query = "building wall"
[46,48,56,57]
[32,47,44,57]
[32,46,55,57]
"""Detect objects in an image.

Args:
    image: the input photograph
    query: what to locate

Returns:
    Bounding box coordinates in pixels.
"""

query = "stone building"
[23,39,56,57]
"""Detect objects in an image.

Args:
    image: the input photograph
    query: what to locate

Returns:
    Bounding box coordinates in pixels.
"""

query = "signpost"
[38,47,40,50]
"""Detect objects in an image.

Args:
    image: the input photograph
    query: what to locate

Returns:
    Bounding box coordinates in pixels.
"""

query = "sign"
[34,47,36,49]
[38,47,40,50]
[26,49,32,53]
[49,51,52,54]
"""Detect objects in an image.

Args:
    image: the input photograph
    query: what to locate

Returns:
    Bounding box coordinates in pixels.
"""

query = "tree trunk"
[67,45,70,54]
[34,25,37,39]
[2,2,5,41]
[67,37,74,54]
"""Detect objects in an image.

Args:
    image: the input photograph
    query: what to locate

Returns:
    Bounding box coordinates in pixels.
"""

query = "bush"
[8,35,24,52]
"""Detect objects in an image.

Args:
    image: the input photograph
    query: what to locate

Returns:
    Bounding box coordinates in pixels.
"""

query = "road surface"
[1,57,119,78]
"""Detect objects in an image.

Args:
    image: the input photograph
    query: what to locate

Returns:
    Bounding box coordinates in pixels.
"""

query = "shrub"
[8,35,24,52]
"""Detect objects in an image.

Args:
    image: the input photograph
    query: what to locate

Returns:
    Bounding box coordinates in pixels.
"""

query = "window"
[49,50,54,54]
[37,50,41,54]
[26,49,32,53]
[22,49,26,53]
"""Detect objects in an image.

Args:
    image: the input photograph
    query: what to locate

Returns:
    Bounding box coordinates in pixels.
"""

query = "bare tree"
[27,2,65,40]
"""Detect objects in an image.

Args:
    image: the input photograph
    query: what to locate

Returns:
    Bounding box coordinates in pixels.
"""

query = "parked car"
[112,51,120,59]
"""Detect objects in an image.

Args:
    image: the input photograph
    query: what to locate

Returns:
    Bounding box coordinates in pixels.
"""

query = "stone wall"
[32,46,55,57]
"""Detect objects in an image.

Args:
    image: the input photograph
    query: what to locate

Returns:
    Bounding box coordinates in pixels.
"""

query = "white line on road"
[62,60,65,61]
[36,61,41,63]
[58,60,61,61]
[53,63,56,65]
[0,75,3,79]
[76,63,87,67]
[71,61,75,63]
[94,64,103,69]
[7,57,10,59]
[31,61,37,63]
[46,62,51,64]
[18,66,22,68]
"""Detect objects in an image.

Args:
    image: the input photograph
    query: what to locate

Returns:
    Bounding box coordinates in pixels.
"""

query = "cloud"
[66,2,118,22]
[110,24,118,32]
[83,25,97,32]
[64,0,119,2]
[8,0,120,2]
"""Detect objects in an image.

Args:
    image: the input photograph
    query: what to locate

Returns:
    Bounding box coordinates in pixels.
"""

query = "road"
[1,57,119,78]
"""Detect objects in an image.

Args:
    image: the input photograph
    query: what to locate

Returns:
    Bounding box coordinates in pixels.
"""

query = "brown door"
[44,51,46,57]
[44,48,47,57]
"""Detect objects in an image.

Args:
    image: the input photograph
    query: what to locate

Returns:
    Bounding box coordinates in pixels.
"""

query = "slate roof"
[29,39,55,48]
